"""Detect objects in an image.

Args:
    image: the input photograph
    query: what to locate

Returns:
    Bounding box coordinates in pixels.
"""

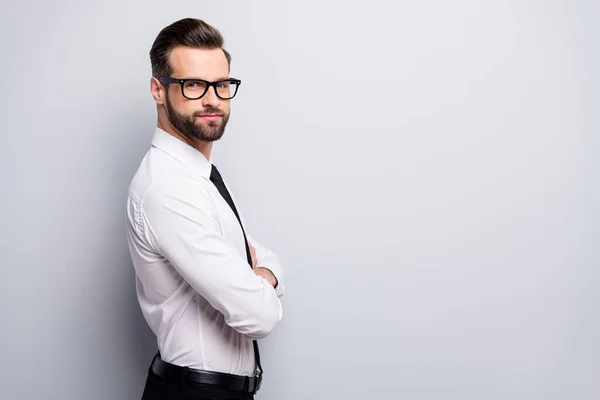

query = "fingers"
[253,267,277,288]
[249,242,257,268]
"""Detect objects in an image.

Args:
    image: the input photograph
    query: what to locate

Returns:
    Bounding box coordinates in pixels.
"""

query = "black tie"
[209,164,263,377]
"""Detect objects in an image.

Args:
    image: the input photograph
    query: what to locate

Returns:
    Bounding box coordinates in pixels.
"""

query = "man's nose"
[202,85,220,108]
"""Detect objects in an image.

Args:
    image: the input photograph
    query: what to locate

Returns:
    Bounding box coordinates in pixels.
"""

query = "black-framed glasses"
[159,77,241,100]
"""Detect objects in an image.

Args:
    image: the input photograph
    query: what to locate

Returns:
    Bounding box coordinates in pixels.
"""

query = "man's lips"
[197,113,223,121]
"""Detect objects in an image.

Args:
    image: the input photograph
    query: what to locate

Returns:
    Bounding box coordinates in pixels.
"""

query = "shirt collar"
[151,127,213,180]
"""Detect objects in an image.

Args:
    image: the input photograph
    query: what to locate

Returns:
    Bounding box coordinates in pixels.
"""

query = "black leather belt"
[150,354,262,394]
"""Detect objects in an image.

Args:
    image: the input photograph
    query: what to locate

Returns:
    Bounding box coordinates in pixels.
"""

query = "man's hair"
[150,18,231,78]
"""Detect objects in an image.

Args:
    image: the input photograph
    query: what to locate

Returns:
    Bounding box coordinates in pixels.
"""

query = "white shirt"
[126,128,285,376]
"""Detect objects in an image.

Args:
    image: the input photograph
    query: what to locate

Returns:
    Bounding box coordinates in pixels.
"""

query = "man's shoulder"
[129,147,191,194]
[128,147,212,208]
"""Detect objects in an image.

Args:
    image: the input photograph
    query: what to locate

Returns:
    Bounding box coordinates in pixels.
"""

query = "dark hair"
[150,18,231,78]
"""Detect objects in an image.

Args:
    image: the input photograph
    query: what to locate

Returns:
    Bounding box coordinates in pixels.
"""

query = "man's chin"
[200,129,225,142]
[204,134,224,142]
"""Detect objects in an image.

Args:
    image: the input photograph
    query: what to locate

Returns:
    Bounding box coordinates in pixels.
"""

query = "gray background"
[0,1,598,399]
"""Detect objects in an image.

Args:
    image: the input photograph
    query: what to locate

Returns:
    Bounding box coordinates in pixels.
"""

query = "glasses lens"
[216,80,239,99]
[182,80,208,99]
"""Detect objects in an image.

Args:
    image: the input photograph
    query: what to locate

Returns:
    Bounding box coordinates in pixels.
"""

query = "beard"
[165,94,230,143]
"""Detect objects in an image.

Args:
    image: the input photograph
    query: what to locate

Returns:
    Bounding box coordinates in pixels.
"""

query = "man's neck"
[157,119,212,161]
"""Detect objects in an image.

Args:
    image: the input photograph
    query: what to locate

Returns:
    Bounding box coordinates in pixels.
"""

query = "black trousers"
[140,366,255,400]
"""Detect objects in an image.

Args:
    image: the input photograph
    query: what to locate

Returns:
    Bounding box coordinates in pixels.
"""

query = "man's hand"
[249,242,278,288]
[253,267,278,289]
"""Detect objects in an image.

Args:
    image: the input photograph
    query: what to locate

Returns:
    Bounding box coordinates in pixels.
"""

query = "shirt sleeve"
[141,177,282,339]
[223,180,286,299]
[247,235,286,298]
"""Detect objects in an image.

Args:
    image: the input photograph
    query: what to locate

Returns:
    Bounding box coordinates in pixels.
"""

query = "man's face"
[163,46,231,142]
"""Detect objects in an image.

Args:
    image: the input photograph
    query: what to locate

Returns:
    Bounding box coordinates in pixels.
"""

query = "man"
[126,18,285,400]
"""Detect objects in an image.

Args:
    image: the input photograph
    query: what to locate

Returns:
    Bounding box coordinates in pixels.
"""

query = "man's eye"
[184,81,206,91]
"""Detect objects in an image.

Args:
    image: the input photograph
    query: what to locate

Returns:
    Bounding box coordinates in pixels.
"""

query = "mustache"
[194,107,225,117]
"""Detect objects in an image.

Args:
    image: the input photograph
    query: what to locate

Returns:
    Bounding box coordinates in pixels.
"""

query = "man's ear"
[150,77,166,105]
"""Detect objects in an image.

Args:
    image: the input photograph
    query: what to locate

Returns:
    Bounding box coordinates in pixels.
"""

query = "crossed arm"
[142,178,285,339]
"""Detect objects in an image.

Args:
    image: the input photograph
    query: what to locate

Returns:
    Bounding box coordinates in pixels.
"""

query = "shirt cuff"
[259,258,285,297]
